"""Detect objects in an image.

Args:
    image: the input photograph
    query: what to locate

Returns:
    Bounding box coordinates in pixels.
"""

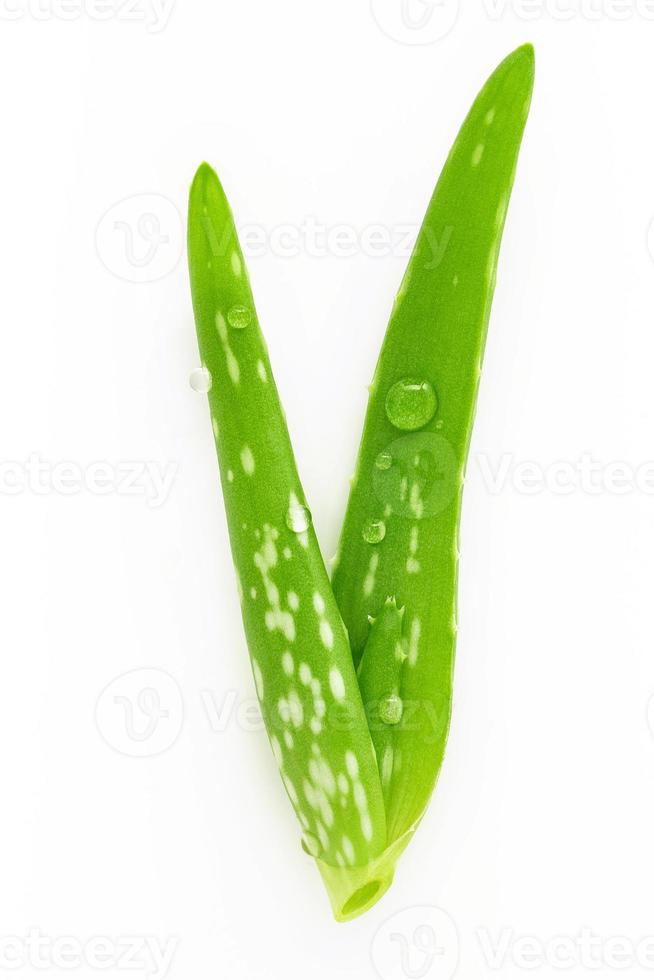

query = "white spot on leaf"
[345,750,359,779]
[329,667,345,701]
[240,445,255,476]
[252,660,264,700]
[320,621,334,650]
[287,591,299,611]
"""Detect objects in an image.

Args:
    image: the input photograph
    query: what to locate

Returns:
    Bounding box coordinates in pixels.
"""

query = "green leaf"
[332,44,535,843]
[188,163,389,920]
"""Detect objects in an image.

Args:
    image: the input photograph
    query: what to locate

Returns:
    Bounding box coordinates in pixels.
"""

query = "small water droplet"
[301,832,321,857]
[189,366,212,393]
[385,378,437,431]
[375,450,392,471]
[435,419,444,430]
[286,503,312,533]
[362,519,386,544]
[379,693,403,725]
[227,305,251,329]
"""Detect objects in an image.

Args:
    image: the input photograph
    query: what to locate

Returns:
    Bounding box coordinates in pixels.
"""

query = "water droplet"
[286,503,312,533]
[385,379,437,431]
[379,693,403,725]
[435,419,444,430]
[362,519,386,544]
[375,450,392,471]
[301,832,321,857]
[227,305,251,329]
[189,366,212,393]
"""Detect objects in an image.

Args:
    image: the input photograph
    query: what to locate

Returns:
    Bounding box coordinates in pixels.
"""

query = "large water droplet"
[379,693,403,725]
[286,502,312,533]
[362,518,386,544]
[375,450,392,471]
[301,832,321,857]
[385,379,437,431]
[227,305,251,329]
[189,366,212,393]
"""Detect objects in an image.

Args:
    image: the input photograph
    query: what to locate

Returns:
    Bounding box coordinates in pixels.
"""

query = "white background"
[2,2,654,979]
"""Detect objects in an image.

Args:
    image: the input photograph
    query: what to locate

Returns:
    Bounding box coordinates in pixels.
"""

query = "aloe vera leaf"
[187,163,391,919]
[331,44,535,842]
[356,597,407,809]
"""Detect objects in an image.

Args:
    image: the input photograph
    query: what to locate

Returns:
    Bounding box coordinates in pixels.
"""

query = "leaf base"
[315,827,415,922]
